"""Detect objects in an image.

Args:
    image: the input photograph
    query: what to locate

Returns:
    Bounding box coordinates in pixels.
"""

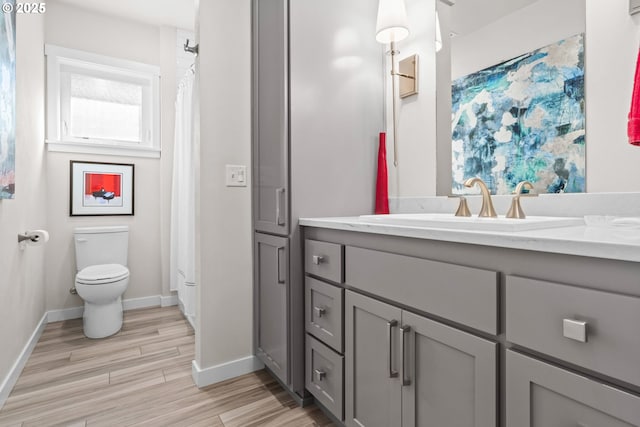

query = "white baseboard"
[185,314,196,330]
[0,312,48,410]
[46,306,84,323]
[122,295,162,311]
[160,293,178,307]
[192,355,265,388]
[47,294,179,323]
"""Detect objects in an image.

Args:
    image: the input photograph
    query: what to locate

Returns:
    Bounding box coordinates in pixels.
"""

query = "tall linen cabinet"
[252,0,383,400]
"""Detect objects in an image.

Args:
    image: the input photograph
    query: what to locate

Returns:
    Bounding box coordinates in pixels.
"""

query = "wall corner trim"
[0,312,48,410]
[191,356,265,388]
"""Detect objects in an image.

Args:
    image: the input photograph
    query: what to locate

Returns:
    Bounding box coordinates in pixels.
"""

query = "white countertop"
[299,216,640,263]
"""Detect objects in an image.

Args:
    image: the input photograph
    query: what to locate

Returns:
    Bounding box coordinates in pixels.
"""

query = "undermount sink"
[358,213,585,232]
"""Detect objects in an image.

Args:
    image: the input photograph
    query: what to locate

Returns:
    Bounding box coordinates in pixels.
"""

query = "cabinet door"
[506,350,640,427]
[252,0,289,235]
[401,311,497,427]
[254,232,289,384]
[345,291,402,427]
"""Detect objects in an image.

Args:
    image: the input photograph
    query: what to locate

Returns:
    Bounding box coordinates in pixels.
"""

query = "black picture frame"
[70,161,135,216]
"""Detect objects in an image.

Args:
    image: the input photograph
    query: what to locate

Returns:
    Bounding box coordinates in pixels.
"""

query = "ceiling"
[447,0,539,36]
[55,0,535,40]
[55,0,195,30]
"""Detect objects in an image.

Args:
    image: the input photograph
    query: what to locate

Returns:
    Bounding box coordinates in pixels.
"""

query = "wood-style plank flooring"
[0,306,334,427]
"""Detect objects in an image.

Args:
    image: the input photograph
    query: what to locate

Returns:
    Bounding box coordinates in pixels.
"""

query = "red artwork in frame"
[70,161,134,216]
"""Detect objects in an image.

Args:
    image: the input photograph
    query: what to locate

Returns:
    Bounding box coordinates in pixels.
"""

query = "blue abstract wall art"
[0,2,16,199]
[451,33,585,195]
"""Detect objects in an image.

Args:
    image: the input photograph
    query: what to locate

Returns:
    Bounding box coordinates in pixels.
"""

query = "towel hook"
[184,39,199,55]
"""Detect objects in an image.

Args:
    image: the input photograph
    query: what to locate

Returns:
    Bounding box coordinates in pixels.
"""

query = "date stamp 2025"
[2,2,46,14]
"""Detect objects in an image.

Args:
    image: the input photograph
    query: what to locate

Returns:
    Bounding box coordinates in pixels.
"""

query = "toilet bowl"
[74,226,130,339]
[75,264,130,339]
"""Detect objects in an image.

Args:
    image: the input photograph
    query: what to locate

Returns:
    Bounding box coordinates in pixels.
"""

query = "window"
[45,45,161,158]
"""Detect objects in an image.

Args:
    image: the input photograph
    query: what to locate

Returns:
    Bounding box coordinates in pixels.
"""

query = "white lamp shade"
[375,0,410,44]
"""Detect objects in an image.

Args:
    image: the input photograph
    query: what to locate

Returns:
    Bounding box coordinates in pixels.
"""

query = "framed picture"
[0,0,16,199]
[70,161,134,216]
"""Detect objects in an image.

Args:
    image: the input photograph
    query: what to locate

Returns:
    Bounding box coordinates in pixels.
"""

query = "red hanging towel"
[628,47,640,146]
[375,132,390,214]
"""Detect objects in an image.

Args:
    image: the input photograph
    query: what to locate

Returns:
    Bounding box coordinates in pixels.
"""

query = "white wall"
[0,12,47,401]
[194,0,254,373]
[395,0,640,198]
[43,1,178,309]
[386,0,438,198]
[176,28,196,87]
[451,0,585,80]
[586,0,640,192]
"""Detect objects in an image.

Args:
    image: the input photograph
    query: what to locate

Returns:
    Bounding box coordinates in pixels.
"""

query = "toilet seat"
[76,264,129,285]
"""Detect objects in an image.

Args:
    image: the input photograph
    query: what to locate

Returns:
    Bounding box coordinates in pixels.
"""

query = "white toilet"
[74,226,130,339]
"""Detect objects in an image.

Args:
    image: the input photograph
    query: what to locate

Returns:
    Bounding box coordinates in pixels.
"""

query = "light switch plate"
[225,165,247,187]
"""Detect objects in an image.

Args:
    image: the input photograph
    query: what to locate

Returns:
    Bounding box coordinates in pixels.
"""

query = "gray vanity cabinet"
[252,0,288,236]
[254,233,289,384]
[345,291,402,427]
[401,311,497,427]
[252,0,383,402]
[304,228,640,425]
[506,350,640,427]
[345,291,497,427]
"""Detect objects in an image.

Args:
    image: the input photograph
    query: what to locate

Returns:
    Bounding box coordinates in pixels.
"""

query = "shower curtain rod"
[184,39,199,55]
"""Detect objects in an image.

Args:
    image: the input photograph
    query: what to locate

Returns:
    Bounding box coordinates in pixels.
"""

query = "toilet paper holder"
[18,233,38,243]
[17,230,48,244]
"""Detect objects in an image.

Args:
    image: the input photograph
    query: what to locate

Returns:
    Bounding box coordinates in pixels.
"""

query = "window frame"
[45,45,161,158]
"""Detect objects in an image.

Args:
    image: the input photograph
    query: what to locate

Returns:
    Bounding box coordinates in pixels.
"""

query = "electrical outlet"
[225,165,247,187]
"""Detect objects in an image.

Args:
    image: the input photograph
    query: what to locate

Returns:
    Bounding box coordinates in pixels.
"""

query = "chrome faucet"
[464,177,497,217]
[506,181,537,219]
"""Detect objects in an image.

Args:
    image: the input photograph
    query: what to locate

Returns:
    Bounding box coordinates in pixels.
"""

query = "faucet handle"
[506,181,537,219]
[448,195,471,217]
[512,181,536,196]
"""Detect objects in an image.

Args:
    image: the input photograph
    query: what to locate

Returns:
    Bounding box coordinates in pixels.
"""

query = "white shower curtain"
[170,66,196,323]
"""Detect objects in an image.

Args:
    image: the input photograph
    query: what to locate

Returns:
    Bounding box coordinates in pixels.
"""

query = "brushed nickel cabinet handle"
[563,318,588,343]
[314,369,327,382]
[313,306,326,317]
[312,255,324,265]
[277,246,285,284]
[387,320,398,378]
[275,188,285,225]
[400,325,411,386]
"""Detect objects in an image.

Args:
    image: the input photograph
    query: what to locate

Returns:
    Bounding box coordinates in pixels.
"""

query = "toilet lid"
[77,264,129,284]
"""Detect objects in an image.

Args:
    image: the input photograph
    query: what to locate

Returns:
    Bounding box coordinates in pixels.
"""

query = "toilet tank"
[74,226,129,271]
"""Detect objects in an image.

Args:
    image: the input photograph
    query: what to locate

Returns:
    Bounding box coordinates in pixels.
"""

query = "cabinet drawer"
[306,277,343,352]
[506,275,640,387]
[346,246,498,334]
[305,239,344,283]
[306,335,344,421]
[506,350,640,426]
